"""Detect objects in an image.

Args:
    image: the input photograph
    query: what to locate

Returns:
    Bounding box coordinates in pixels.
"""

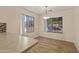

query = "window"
[44,17,63,33]
[22,15,34,33]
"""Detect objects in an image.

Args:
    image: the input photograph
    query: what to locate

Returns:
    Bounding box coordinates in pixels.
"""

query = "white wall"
[39,9,75,42]
[73,7,79,50]
[0,7,39,38]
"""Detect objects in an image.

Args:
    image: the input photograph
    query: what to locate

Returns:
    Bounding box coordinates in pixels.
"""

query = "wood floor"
[24,36,78,53]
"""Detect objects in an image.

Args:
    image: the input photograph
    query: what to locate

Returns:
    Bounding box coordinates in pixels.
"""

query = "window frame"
[22,14,34,33]
[44,17,63,33]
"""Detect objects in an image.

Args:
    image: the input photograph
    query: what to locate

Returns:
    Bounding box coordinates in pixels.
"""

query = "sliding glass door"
[20,15,34,35]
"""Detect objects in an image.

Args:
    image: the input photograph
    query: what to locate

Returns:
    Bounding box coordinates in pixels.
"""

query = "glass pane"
[44,17,63,33]
[22,15,34,34]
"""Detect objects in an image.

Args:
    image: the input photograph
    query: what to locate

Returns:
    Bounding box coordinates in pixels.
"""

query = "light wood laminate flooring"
[0,33,38,53]
[25,36,78,53]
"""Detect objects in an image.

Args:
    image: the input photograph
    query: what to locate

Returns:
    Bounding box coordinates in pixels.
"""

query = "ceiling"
[21,6,74,15]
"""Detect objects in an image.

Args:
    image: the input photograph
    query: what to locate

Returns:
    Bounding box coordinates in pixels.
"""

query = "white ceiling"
[21,6,74,15]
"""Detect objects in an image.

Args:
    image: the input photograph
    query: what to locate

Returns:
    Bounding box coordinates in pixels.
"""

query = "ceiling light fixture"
[43,6,51,19]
